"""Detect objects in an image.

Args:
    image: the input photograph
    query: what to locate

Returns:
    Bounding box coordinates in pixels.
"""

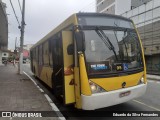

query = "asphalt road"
[23,64,160,120]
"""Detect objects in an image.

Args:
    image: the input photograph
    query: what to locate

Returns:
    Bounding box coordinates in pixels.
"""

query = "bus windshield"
[84,28,144,75]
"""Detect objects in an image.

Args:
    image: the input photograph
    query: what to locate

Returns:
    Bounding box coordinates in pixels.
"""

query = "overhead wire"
[9,0,21,27]
[18,0,22,14]
[79,1,95,12]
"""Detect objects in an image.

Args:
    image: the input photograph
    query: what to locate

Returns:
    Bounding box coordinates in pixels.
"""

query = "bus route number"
[116,64,123,71]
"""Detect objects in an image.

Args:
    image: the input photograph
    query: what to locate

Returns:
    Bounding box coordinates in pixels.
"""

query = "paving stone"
[0,65,54,113]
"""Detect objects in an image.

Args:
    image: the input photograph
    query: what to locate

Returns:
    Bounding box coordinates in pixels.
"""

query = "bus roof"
[76,13,132,22]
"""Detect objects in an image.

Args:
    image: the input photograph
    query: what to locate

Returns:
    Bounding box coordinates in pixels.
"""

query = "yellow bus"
[30,13,147,110]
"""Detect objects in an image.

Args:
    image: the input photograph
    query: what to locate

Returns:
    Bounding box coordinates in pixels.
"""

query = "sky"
[2,0,96,50]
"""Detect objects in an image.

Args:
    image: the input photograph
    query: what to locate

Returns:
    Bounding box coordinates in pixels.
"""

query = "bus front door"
[62,31,75,104]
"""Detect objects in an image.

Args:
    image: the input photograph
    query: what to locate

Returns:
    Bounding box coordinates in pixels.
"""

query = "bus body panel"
[90,72,144,92]
[81,83,147,110]
[40,66,53,88]
[133,21,147,83]
[62,31,75,104]
[79,54,92,96]
[74,67,82,109]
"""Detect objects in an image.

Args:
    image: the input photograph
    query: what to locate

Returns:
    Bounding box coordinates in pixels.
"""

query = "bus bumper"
[81,84,147,110]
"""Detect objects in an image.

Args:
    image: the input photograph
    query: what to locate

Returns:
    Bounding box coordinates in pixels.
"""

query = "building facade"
[96,0,131,15]
[23,44,33,51]
[96,0,160,75]
[131,0,152,9]
[0,0,8,65]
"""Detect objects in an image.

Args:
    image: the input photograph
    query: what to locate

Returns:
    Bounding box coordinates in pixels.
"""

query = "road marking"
[148,80,160,84]
[23,71,66,120]
[44,94,65,120]
[133,100,160,111]
[37,86,44,93]
[44,94,53,103]
[23,71,37,85]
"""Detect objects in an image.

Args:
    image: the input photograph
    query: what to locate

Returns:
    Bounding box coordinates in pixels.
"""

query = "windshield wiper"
[95,27,118,60]
[114,22,129,61]
[122,30,129,60]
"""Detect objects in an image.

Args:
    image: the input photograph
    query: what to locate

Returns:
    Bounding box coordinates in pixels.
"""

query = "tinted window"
[78,16,134,29]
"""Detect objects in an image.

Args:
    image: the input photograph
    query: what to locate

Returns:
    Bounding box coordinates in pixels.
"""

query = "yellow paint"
[79,54,92,96]
[40,66,53,88]
[32,59,53,88]
[132,21,147,83]
[74,67,81,109]
[91,72,144,91]
[64,75,75,104]
[62,31,75,104]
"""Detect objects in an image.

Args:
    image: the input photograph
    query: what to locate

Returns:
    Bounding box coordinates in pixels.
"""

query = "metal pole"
[18,0,25,74]
[15,37,17,50]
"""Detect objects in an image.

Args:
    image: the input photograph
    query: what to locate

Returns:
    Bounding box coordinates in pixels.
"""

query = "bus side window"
[49,40,53,67]
[30,50,33,71]
[36,47,39,63]
[52,38,63,68]
[53,39,60,65]
[32,48,36,60]
[43,41,49,66]
[39,45,43,65]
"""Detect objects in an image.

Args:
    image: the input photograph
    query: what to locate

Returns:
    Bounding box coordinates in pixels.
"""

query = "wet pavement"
[0,63,60,120]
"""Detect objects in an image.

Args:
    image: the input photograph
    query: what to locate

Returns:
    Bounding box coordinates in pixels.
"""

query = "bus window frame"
[42,41,50,66]
[38,44,43,66]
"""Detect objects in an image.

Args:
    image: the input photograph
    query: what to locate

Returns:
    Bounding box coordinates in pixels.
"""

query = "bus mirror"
[75,31,85,52]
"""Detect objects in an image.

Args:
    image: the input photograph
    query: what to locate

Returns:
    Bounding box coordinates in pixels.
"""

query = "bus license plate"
[119,91,131,98]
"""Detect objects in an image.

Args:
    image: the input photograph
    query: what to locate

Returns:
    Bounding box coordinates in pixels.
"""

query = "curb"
[147,74,160,81]
[23,71,66,120]
[147,77,160,81]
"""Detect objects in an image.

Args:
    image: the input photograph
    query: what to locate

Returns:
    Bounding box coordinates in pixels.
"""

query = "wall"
[2,52,9,58]
[121,0,160,74]
[115,0,131,15]
[131,0,152,8]
[97,0,115,13]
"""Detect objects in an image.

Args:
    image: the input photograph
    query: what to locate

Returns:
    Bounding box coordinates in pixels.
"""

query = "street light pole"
[15,37,17,50]
[18,0,25,74]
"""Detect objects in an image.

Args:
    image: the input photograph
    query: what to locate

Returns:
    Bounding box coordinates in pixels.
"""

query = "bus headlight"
[89,80,106,94]
[138,76,144,85]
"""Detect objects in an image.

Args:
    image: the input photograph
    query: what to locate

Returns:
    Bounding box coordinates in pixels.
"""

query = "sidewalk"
[147,74,160,81]
[0,64,60,120]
